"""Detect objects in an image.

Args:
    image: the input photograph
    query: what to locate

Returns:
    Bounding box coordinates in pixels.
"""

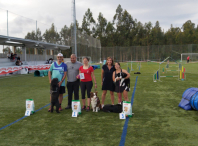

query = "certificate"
[80,73,85,79]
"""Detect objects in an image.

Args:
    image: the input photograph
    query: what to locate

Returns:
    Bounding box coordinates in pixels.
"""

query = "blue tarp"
[91,65,100,70]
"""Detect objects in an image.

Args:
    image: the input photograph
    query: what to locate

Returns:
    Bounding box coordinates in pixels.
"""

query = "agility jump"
[153,57,186,82]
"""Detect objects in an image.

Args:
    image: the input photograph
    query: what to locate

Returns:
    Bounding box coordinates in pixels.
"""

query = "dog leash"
[118,72,122,103]
[94,87,96,92]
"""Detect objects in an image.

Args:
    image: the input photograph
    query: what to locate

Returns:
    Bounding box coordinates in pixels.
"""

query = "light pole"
[72,0,77,57]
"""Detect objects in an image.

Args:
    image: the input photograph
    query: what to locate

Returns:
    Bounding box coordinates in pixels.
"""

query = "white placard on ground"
[72,112,78,117]
[25,110,31,116]
[119,113,126,119]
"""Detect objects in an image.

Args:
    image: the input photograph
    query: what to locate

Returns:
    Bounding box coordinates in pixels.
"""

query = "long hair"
[105,57,114,66]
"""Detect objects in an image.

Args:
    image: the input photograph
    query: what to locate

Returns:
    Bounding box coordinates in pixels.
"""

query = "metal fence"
[18,54,54,62]
[0,53,7,58]
[71,30,101,63]
[101,44,198,62]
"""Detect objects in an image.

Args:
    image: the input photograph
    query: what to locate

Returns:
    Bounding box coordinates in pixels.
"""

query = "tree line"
[80,4,198,47]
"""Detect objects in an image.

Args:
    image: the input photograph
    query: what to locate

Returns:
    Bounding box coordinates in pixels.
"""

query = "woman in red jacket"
[79,57,97,111]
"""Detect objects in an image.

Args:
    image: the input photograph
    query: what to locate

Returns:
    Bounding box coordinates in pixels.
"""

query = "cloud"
[0,0,198,41]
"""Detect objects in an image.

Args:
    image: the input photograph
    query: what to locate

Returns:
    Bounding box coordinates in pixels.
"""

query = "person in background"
[112,62,130,103]
[7,52,11,59]
[15,57,23,66]
[65,54,83,109]
[48,53,67,112]
[49,58,54,64]
[14,53,17,60]
[10,53,14,61]
[101,57,115,108]
[79,57,97,112]
[187,56,190,63]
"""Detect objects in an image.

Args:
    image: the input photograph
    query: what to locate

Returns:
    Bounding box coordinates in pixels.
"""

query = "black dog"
[50,78,60,113]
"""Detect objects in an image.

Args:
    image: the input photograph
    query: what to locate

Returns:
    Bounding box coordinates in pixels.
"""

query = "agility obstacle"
[127,61,141,72]
[179,87,198,110]
[153,57,186,82]
[153,67,186,82]
[165,62,182,73]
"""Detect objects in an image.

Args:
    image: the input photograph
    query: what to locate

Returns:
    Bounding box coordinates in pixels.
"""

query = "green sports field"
[1,62,198,146]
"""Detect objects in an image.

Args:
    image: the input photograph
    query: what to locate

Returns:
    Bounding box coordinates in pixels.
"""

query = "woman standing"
[101,57,115,108]
[79,57,97,111]
[112,62,130,103]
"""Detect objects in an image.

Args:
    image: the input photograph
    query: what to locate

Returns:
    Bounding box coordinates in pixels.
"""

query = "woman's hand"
[116,77,121,81]
[94,83,97,89]
[101,81,103,86]
[58,81,62,87]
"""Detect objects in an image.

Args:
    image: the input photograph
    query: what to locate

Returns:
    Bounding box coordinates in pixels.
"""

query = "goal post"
[181,53,198,63]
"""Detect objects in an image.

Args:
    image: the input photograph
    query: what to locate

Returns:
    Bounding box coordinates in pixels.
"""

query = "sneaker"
[59,105,63,111]
[86,106,90,112]
[65,105,71,109]
[48,107,53,112]
[82,106,86,110]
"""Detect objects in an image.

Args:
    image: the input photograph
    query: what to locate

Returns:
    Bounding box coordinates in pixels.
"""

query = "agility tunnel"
[91,65,100,70]
[34,70,49,77]
[179,87,198,110]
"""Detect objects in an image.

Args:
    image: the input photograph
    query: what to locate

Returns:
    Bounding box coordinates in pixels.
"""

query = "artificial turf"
[0,62,198,146]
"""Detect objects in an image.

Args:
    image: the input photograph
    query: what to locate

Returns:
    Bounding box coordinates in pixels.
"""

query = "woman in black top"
[101,57,115,108]
[112,62,130,103]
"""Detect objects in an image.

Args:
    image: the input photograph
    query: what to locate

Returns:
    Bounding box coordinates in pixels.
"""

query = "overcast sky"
[0,0,198,52]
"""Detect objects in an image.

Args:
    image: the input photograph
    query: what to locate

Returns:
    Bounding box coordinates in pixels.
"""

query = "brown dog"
[90,91,101,112]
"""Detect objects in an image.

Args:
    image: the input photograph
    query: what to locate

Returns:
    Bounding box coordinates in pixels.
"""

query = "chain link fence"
[71,30,101,63]
[101,44,198,62]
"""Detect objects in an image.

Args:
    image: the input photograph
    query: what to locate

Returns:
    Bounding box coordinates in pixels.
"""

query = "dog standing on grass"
[50,78,60,113]
[90,92,101,112]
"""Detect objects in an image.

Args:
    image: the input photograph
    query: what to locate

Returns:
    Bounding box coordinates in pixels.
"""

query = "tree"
[132,21,144,46]
[165,24,181,45]
[95,12,107,38]
[81,8,96,35]
[15,47,22,54]
[3,46,11,54]
[105,22,115,47]
[59,25,71,46]
[59,25,72,57]
[43,23,60,44]
[94,12,108,46]
[150,21,164,45]
[182,20,196,44]
[25,28,42,41]
[113,5,135,46]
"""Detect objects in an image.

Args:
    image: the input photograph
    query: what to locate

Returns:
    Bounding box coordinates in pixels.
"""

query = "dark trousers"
[67,80,80,106]
[80,81,93,99]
